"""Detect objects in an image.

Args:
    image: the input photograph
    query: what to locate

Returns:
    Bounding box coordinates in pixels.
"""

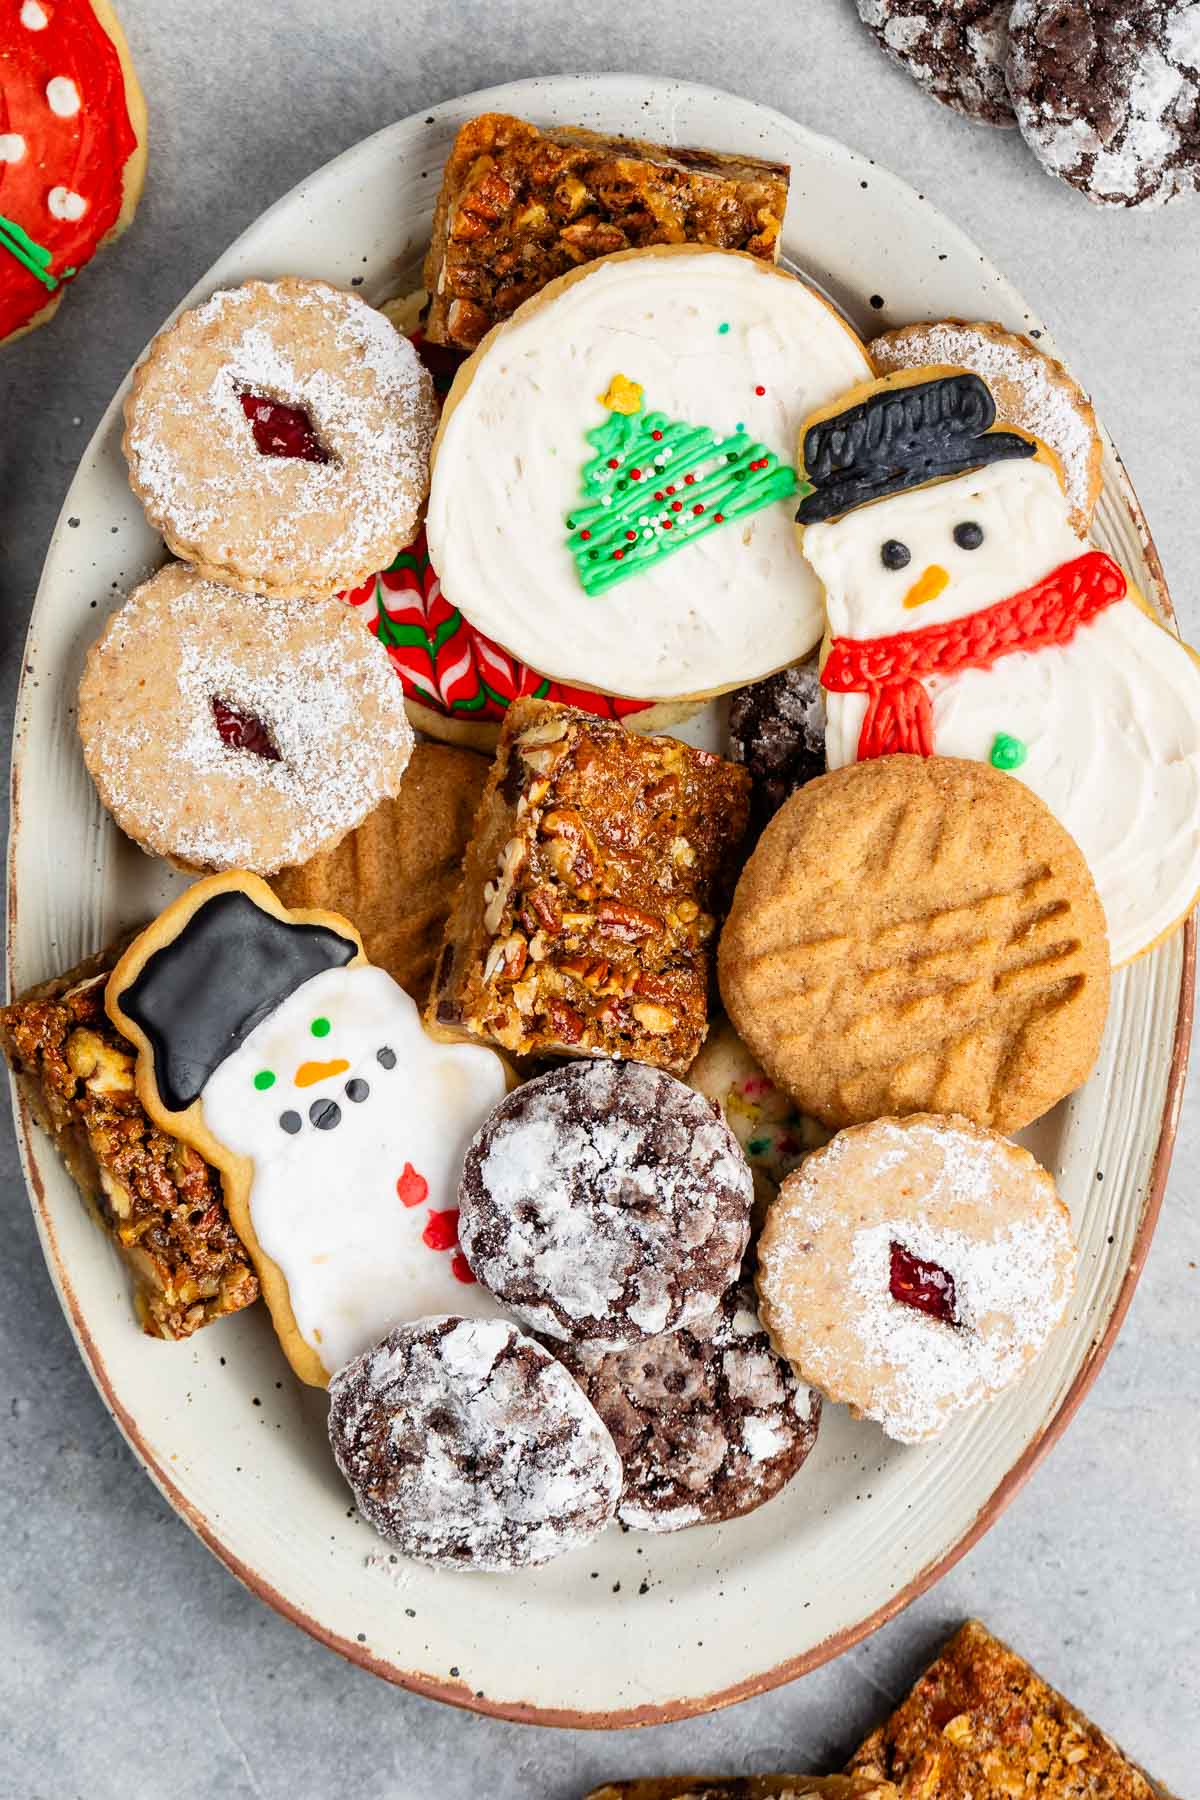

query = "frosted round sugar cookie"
[426,246,873,700]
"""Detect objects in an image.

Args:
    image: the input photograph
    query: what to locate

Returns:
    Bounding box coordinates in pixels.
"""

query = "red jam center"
[889,1241,959,1326]
[211,697,280,761]
[237,391,330,462]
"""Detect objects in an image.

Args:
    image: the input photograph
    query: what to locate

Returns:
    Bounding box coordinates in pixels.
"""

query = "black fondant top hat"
[120,889,358,1113]
[795,371,1036,526]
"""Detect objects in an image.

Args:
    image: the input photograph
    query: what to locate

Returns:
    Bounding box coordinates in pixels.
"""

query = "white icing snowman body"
[201,965,508,1375]
[806,456,1200,966]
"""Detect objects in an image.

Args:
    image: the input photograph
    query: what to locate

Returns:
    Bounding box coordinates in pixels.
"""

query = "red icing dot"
[671,500,683,512]
[653,491,665,501]
[612,549,624,560]
[684,474,696,485]
[651,429,663,441]
[422,1207,460,1252]
[693,503,704,515]
[714,512,725,523]
[625,529,637,541]
[450,1251,476,1285]
[607,458,619,469]
[629,468,642,480]
[889,1241,959,1325]
[237,391,330,462]
[661,519,673,530]
[396,1163,429,1208]
[579,529,591,541]
[210,697,280,760]
[754,384,766,396]
[666,486,676,496]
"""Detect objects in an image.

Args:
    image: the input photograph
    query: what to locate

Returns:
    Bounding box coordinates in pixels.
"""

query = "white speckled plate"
[7,74,1193,1725]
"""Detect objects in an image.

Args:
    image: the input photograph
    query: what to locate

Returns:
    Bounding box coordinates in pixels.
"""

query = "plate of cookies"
[5,72,1197,1725]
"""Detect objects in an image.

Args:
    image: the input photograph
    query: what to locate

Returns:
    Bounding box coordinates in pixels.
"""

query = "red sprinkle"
[693,503,704,515]
[666,485,676,495]
[396,1163,429,1209]
[714,512,725,523]
[654,491,665,501]
[625,530,637,540]
[684,474,696,485]
[889,1241,959,1326]
[661,519,674,530]
[754,384,766,396]
[211,697,280,761]
[450,1251,476,1285]
[612,549,625,560]
[607,458,619,469]
[237,391,329,463]
[579,529,591,540]
[671,500,683,511]
[629,468,641,480]
[422,1207,461,1252]
[651,429,663,441]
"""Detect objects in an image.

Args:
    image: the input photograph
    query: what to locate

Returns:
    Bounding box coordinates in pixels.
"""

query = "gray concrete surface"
[1,4,1197,1795]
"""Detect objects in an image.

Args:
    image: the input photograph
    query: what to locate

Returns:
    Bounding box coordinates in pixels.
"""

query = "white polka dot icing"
[0,135,27,164]
[45,75,81,117]
[200,966,510,1377]
[48,186,87,222]
[21,1,48,27]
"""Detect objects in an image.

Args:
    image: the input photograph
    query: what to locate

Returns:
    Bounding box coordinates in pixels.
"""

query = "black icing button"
[345,1078,369,1103]
[953,520,984,550]
[309,1098,341,1131]
[881,538,911,571]
[279,1110,302,1135]
[376,1046,397,1069]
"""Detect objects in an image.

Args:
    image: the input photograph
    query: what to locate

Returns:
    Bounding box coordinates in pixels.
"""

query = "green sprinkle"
[717,321,730,334]
[253,1070,276,1091]
[990,732,1028,771]
[310,1017,331,1038]
[747,1136,771,1155]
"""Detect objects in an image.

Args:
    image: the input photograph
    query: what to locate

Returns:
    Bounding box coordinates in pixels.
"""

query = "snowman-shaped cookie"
[108,873,510,1385]
[796,368,1200,966]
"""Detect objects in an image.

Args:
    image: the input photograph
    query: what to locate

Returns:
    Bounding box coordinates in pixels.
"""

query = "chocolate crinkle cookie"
[555,1286,821,1532]
[1007,0,1200,206]
[458,1060,753,1347]
[328,1316,622,1571]
[856,0,1017,127]
[728,658,827,839]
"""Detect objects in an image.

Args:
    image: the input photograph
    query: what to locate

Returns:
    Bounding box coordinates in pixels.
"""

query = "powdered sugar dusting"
[125,279,435,595]
[459,1061,753,1347]
[328,1316,621,1571]
[873,323,1097,525]
[78,565,414,872]
[759,1117,1076,1444]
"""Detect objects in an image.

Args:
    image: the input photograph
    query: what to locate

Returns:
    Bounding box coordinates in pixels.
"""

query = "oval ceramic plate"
[8,74,1193,1726]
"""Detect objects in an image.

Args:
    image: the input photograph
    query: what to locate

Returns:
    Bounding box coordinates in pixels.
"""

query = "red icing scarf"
[821,549,1127,761]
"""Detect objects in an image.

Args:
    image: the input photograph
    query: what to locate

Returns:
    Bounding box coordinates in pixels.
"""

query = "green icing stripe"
[566,403,797,596]
[0,213,59,292]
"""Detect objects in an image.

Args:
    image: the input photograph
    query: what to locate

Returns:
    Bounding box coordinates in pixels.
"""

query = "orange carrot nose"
[294,1058,349,1088]
[902,564,950,609]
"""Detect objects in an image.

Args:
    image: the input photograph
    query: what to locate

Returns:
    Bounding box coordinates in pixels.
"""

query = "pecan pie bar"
[423,112,790,350]
[427,699,750,1073]
[586,1781,897,1800]
[846,1620,1176,1800]
[2,943,258,1340]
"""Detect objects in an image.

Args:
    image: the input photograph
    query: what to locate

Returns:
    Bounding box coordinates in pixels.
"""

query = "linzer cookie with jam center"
[122,278,436,599]
[427,698,750,1072]
[718,756,1110,1133]
[78,563,415,876]
[756,1115,1076,1444]
[458,1061,753,1346]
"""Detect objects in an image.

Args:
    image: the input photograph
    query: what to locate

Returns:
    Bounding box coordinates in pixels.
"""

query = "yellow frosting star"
[597,373,643,415]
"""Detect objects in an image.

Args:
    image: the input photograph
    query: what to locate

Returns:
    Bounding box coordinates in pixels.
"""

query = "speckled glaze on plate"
[6,74,1193,1725]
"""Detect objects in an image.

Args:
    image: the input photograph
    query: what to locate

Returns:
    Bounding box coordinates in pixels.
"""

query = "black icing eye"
[309,1098,341,1131]
[345,1078,369,1103]
[376,1046,397,1069]
[880,539,911,571]
[953,520,984,550]
[279,1110,302,1135]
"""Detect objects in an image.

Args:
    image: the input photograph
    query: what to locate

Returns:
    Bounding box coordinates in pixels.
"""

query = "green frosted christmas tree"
[565,373,800,596]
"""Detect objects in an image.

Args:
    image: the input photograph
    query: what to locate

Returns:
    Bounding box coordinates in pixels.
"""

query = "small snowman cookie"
[796,367,1200,966]
[107,873,511,1386]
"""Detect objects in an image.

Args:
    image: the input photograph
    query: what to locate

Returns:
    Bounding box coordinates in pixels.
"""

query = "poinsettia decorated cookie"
[107,874,511,1387]
[0,0,147,344]
[797,367,1200,965]
[426,245,872,701]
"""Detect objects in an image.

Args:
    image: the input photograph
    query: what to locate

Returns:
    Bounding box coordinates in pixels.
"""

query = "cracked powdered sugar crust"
[123,277,436,596]
[327,1316,621,1571]
[757,1116,1076,1444]
[77,563,414,873]
[458,1060,753,1347]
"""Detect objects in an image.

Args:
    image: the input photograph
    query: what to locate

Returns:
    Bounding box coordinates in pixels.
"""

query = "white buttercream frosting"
[201,967,509,1376]
[808,458,1200,964]
[427,252,871,699]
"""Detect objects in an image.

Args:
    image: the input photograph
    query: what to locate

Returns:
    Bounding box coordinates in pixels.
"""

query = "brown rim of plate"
[7,461,1195,1731]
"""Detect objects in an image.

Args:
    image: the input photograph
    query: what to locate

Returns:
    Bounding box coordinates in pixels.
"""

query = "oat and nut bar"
[423,112,790,350]
[846,1620,1176,1800]
[2,942,258,1340]
[427,699,750,1073]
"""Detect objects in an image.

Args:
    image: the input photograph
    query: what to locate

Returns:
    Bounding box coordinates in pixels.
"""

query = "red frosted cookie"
[0,0,147,344]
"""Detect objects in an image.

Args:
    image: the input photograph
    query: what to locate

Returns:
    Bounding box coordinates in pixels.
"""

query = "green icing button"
[990,732,1028,771]
[253,1070,275,1091]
